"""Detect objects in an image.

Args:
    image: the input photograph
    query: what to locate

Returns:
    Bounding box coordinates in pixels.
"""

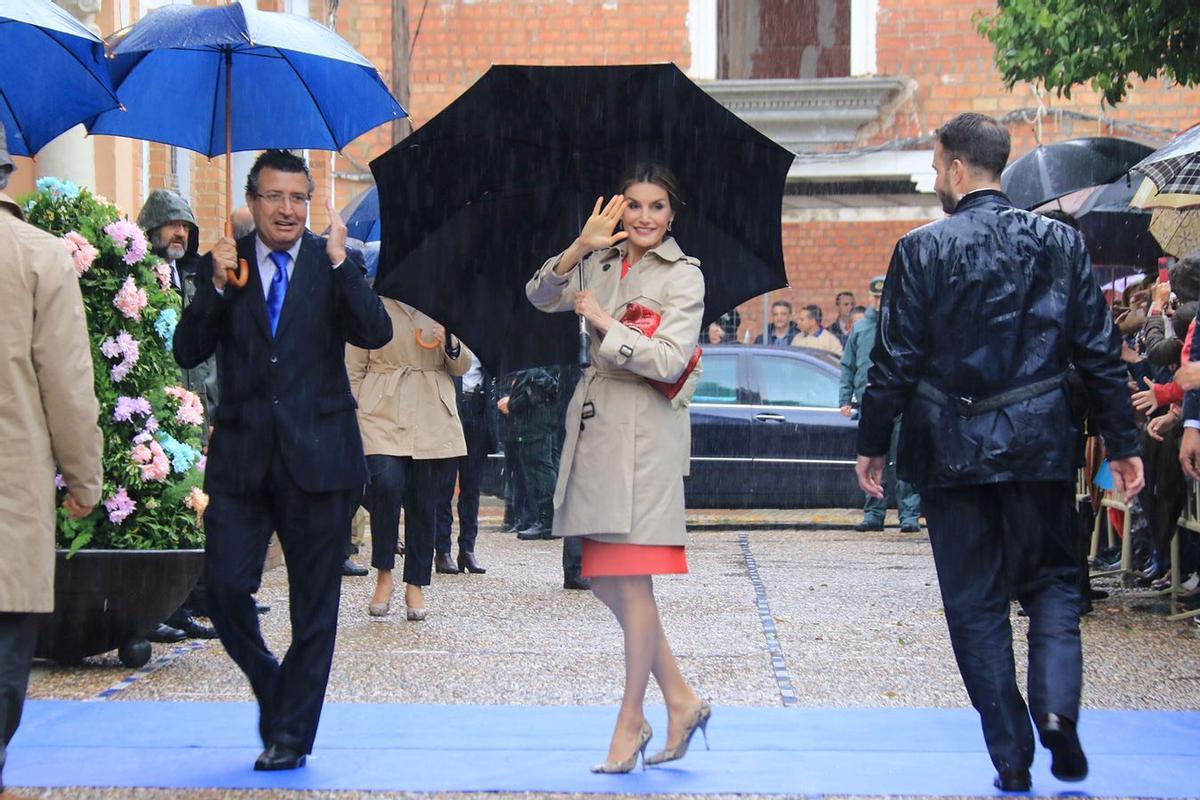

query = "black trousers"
[203,450,353,755]
[436,395,489,555]
[502,437,530,529]
[920,480,1082,774]
[365,454,456,585]
[0,613,39,786]
[515,435,556,528]
[1139,422,1185,562]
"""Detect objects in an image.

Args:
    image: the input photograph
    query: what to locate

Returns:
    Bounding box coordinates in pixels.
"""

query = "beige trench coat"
[0,193,102,612]
[346,297,469,460]
[526,237,704,546]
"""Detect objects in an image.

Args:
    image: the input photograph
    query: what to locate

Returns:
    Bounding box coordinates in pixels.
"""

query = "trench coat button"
[579,422,586,431]
[270,355,278,364]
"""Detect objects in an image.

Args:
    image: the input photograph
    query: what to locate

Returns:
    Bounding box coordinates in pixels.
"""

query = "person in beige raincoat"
[347,298,470,620]
[0,123,102,793]
[526,164,710,774]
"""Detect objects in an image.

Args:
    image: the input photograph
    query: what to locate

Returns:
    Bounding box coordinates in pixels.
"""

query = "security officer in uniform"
[499,367,559,540]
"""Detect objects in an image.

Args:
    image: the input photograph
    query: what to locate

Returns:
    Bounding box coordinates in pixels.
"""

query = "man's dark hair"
[836,291,855,303]
[802,304,823,324]
[852,305,867,315]
[1039,209,1080,230]
[771,300,793,314]
[246,149,315,197]
[934,113,1011,179]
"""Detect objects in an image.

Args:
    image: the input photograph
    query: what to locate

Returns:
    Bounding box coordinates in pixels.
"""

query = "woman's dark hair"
[619,163,684,210]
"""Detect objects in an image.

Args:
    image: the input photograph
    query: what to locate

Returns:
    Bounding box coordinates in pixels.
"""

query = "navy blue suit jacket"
[174,231,392,494]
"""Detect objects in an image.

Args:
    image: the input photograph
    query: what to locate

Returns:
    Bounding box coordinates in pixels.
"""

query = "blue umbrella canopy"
[88,2,405,155]
[0,0,120,156]
[340,185,380,242]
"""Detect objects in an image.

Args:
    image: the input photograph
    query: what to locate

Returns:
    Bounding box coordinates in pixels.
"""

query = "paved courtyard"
[13,509,1200,799]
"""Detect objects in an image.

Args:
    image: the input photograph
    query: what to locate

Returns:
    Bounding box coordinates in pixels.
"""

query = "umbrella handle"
[415,328,443,349]
[578,315,591,369]
[226,259,250,288]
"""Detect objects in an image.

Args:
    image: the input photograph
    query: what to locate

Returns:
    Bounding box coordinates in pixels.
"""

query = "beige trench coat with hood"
[526,237,704,546]
[0,192,103,613]
[347,297,470,460]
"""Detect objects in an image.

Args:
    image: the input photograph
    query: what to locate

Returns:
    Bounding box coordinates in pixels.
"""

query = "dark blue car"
[484,344,861,508]
[685,344,860,508]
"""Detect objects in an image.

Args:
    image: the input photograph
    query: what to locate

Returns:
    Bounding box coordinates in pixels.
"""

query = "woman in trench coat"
[526,164,711,773]
[347,299,470,620]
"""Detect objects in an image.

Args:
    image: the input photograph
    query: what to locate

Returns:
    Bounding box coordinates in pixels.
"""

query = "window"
[718,0,851,80]
[757,356,840,407]
[693,354,739,404]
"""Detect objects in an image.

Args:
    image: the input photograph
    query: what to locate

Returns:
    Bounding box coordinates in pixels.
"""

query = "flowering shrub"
[25,180,206,553]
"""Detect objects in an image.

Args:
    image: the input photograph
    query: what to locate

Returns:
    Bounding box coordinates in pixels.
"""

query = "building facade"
[11,0,1200,340]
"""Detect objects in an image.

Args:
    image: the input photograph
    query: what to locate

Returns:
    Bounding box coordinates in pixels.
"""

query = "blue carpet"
[8,701,1200,795]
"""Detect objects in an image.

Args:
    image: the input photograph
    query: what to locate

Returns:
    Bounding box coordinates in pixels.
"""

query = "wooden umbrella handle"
[227,258,250,288]
[415,328,443,349]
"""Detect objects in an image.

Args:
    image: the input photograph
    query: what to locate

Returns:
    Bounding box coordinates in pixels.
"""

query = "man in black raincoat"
[856,113,1143,792]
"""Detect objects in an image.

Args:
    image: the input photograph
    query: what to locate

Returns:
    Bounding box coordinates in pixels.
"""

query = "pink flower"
[104,220,148,266]
[100,331,139,382]
[54,473,66,490]
[130,443,152,464]
[140,441,170,481]
[153,261,172,291]
[165,386,205,426]
[104,487,136,524]
[113,275,149,322]
[196,455,206,473]
[113,395,152,422]
[61,231,97,276]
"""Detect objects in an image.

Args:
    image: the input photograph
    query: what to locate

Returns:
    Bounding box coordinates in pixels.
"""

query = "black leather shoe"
[899,522,921,533]
[854,520,884,532]
[457,550,486,574]
[435,551,460,574]
[993,768,1031,792]
[517,523,549,540]
[341,557,369,577]
[177,615,218,639]
[147,623,186,643]
[1037,713,1088,782]
[563,576,591,591]
[254,743,306,771]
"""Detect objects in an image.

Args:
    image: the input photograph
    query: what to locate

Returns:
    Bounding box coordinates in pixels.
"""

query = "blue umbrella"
[87,2,404,283]
[340,185,380,243]
[0,0,120,156]
[89,2,405,156]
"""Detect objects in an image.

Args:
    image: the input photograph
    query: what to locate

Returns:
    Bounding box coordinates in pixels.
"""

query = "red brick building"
[12,0,1200,342]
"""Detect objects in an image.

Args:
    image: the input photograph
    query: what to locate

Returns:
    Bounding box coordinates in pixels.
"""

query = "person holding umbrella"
[174,149,391,772]
[527,164,710,773]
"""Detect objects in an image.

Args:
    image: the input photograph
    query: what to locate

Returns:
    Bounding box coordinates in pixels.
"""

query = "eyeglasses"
[256,191,311,206]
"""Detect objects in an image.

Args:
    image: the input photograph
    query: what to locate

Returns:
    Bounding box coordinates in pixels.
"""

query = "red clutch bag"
[618,302,703,400]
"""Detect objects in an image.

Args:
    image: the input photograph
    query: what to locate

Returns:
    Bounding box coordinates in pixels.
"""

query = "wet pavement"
[15,508,1200,799]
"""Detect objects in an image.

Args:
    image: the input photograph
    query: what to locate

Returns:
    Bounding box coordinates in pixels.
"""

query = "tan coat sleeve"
[32,239,102,506]
[598,262,705,383]
[444,340,472,377]
[526,253,580,313]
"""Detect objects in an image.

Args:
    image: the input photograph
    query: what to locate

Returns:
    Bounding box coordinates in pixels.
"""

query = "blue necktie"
[266,251,290,336]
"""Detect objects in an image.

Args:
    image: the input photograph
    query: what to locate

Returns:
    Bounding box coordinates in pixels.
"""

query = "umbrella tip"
[118,103,127,113]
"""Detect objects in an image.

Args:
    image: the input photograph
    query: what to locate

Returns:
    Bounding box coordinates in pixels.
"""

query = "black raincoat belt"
[915,372,1068,418]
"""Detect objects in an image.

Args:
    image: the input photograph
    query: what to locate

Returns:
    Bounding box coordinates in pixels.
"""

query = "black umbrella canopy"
[370,63,795,375]
[1001,137,1154,211]
[1072,173,1163,268]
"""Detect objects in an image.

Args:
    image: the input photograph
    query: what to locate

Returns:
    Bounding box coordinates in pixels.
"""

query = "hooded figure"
[138,189,218,427]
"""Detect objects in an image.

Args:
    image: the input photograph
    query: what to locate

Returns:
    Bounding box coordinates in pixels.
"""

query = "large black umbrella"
[1002,137,1154,211]
[370,63,795,374]
[1074,174,1163,267]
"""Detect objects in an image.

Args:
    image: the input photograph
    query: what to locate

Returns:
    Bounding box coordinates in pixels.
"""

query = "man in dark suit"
[856,113,1142,793]
[436,353,499,573]
[174,150,391,772]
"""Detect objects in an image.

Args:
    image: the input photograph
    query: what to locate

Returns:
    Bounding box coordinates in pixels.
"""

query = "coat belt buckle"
[581,401,596,420]
[955,395,974,417]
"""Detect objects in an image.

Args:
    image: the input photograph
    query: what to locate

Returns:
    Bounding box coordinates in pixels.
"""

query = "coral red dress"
[579,256,688,579]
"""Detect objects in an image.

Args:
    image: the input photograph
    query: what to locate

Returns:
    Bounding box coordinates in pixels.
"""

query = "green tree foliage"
[978,0,1200,107]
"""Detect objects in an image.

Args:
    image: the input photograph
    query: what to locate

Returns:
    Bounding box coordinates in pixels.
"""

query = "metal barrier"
[1086,470,1199,621]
